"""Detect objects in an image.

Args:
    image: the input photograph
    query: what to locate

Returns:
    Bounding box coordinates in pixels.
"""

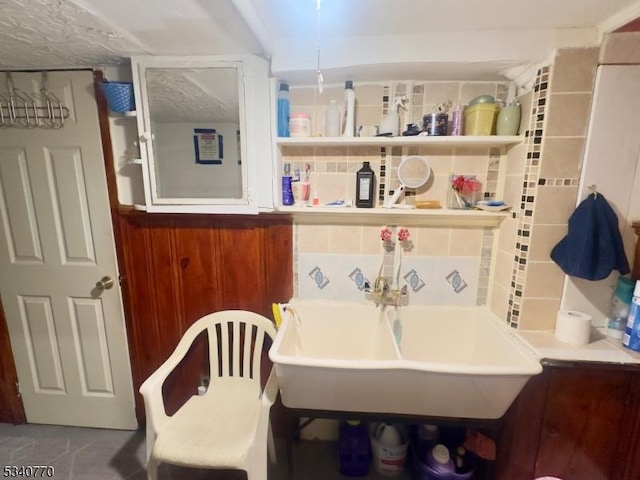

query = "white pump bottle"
[379,96,407,136]
[342,80,355,137]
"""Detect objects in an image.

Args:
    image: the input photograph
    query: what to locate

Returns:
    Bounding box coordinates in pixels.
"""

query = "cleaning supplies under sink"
[379,95,407,136]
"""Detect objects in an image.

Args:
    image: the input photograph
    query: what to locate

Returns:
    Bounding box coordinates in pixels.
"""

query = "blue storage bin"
[100,81,135,113]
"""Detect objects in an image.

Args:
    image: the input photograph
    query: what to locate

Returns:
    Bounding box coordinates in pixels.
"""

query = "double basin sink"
[268,300,542,419]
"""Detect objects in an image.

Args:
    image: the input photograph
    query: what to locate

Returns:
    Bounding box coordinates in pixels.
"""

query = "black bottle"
[355,161,375,208]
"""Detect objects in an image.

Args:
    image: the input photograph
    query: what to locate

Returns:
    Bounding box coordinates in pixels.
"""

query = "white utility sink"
[269,300,542,419]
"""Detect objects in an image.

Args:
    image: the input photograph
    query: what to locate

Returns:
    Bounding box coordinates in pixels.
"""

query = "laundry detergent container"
[464,103,499,136]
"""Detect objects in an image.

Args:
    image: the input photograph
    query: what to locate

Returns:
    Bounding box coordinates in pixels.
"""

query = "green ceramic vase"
[496,104,521,136]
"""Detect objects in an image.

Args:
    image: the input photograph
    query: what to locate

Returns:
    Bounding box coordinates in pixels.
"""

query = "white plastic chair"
[139,310,279,480]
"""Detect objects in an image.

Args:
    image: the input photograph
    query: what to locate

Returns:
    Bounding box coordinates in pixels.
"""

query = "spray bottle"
[379,96,407,136]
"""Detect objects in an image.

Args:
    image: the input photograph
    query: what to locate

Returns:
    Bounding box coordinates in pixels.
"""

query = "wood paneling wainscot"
[117,211,293,425]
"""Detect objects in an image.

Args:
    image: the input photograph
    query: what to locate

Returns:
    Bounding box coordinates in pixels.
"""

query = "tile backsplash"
[297,252,480,305]
[287,79,508,308]
[295,224,487,306]
[287,50,598,324]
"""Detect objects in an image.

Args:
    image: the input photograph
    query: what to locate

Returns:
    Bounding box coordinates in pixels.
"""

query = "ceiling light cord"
[316,0,323,93]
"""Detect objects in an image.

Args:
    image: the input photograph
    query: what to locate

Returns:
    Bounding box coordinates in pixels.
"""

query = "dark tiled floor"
[0,423,415,480]
[0,423,256,479]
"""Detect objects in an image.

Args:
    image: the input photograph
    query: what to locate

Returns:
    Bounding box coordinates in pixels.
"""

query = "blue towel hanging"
[551,192,630,281]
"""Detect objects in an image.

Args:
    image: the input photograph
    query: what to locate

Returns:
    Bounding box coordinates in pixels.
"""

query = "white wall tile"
[298,253,480,306]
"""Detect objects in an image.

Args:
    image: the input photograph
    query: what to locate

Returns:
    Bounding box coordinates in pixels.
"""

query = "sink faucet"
[365,276,408,306]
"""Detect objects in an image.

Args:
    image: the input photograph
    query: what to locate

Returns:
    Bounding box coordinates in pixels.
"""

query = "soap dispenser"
[379,96,407,136]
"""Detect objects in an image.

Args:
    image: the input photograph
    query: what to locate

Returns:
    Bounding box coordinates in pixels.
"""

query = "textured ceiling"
[146,68,239,123]
[0,0,147,69]
[2,0,639,73]
[0,0,639,92]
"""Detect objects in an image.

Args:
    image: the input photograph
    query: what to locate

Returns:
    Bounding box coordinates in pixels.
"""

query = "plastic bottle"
[379,96,406,136]
[452,445,475,475]
[416,424,439,462]
[342,80,355,137]
[281,163,294,206]
[325,100,341,137]
[377,423,402,447]
[607,277,635,339]
[622,280,640,352]
[373,423,406,476]
[338,421,371,476]
[355,161,375,208]
[277,82,290,137]
[424,444,455,477]
[450,104,464,136]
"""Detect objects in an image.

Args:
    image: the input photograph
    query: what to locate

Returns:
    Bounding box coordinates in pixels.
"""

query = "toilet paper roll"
[554,310,592,346]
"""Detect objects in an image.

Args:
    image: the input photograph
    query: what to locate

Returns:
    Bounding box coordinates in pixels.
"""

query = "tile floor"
[0,423,414,480]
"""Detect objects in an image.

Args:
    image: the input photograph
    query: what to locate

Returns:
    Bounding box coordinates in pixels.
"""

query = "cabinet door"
[534,367,631,480]
[622,373,640,479]
[131,55,273,214]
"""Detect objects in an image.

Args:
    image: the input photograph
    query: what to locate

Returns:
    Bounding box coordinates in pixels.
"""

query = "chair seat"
[153,380,261,469]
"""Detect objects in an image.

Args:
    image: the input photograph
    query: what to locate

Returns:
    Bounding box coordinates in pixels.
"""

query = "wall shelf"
[276,135,521,149]
[276,206,509,227]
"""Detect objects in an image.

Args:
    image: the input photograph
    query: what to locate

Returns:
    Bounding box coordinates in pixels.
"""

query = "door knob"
[95,276,115,291]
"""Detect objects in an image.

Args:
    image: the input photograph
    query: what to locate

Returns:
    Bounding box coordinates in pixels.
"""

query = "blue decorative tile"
[403,269,425,292]
[348,267,370,291]
[308,266,330,289]
[445,269,468,294]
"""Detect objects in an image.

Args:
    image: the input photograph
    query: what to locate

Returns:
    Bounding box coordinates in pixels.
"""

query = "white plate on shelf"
[475,201,511,212]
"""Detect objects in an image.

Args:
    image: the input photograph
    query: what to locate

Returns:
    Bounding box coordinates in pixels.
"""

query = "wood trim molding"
[93,69,143,426]
[0,300,26,424]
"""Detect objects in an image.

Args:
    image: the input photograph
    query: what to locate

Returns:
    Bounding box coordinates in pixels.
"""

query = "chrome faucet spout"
[374,276,389,295]
[365,275,408,306]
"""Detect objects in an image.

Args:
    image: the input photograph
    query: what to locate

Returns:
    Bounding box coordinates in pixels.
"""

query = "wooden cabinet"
[497,363,640,480]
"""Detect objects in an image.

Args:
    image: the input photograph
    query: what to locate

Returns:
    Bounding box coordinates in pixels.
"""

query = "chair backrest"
[195,310,276,388]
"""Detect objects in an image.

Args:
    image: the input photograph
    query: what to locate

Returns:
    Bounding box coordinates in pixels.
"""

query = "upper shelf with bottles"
[275,135,521,148]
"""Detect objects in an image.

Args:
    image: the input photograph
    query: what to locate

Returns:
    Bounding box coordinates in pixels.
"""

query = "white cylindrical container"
[554,310,592,346]
[370,423,407,476]
[623,280,640,352]
[342,80,355,137]
[290,112,311,137]
[325,100,341,137]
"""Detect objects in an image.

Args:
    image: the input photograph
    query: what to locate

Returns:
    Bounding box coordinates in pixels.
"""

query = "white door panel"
[0,71,136,429]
